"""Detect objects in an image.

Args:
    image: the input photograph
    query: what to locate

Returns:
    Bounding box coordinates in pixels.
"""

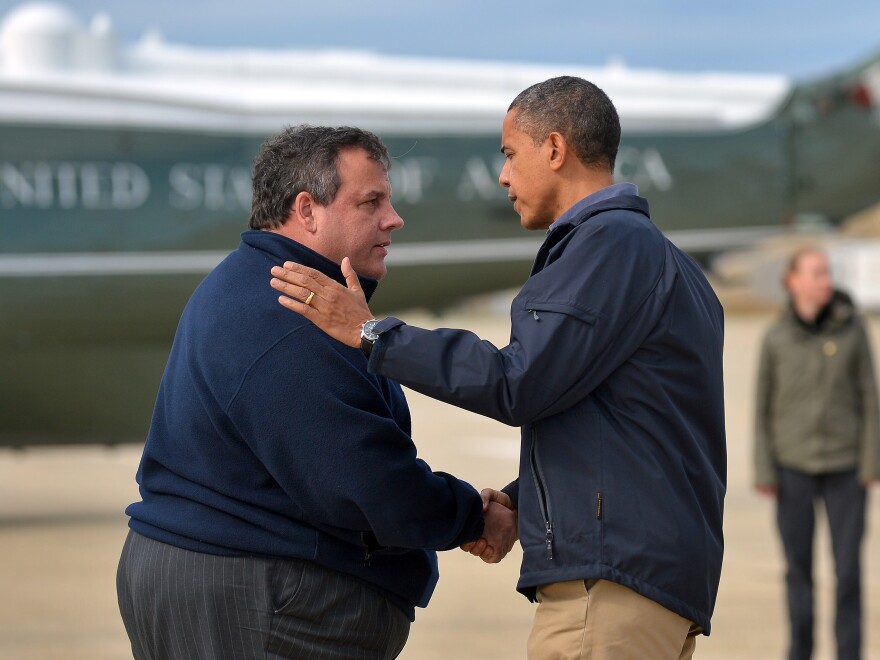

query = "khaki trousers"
[527,579,701,660]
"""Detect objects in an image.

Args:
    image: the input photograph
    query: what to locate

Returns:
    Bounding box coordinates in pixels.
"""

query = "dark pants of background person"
[776,467,867,660]
[117,530,410,660]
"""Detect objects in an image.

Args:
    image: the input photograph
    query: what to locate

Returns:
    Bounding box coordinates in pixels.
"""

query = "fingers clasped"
[461,489,518,564]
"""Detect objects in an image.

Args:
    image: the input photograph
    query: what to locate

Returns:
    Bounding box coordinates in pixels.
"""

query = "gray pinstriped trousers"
[117,530,410,660]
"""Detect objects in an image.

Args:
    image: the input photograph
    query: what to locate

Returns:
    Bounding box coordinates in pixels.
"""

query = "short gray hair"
[508,76,621,171]
[248,125,391,230]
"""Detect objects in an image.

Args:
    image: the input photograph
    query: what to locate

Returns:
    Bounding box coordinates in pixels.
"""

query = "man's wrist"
[359,319,383,357]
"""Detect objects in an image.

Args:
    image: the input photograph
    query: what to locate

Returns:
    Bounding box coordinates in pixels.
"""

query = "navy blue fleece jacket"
[126,230,484,619]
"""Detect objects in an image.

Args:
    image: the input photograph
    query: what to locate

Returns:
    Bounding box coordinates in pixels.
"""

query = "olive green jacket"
[754,293,880,486]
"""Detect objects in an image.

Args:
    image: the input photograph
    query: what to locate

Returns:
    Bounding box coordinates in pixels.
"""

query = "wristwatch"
[360,319,382,357]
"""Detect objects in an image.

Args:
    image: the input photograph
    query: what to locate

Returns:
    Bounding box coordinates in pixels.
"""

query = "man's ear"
[290,191,318,233]
[546,131,568,172]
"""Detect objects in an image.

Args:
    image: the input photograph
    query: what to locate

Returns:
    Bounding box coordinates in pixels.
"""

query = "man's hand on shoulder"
[270,257,373,347]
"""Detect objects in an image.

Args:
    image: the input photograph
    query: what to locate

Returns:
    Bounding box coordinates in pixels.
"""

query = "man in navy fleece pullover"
[116,125,517,660]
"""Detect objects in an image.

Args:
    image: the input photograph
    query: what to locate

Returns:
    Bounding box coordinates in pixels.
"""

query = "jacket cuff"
[858,464,880,483]
[754,470,778,488]
[501,478,519,509]
[445,491,485,550]
[367,317,406,372]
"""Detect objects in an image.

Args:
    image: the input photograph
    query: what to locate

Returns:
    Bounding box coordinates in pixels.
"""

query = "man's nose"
[498,161,510,188]
[384,204,404,230]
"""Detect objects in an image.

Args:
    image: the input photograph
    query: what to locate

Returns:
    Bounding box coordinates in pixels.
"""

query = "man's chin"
[358,261,387,281]
[520,215,552,232]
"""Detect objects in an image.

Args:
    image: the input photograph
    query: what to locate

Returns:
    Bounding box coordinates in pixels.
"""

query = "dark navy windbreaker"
[369,193,726,632]
[126,230,484,620]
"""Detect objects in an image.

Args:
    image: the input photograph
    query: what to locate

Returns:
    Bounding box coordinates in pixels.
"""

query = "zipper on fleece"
[529,427,554,559]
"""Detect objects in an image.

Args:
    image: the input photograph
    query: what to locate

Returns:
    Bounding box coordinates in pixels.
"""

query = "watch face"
[362,319,380,341]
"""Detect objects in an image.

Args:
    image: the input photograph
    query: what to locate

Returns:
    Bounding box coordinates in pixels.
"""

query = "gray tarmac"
[1,310,879,659]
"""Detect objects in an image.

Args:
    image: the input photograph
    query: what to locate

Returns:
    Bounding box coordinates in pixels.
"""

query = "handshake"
[461,488,518,564]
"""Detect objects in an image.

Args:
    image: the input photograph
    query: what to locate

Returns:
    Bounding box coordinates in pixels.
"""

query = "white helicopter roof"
[0,2,792,135]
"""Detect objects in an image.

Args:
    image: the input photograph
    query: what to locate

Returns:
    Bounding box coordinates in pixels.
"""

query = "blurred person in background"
[754,247,880,660]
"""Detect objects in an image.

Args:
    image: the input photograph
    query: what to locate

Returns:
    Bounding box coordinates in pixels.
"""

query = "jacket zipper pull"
[596,492,603,519]
[363,548,372,567]
[529,309,540,321]
[545,522,554,560]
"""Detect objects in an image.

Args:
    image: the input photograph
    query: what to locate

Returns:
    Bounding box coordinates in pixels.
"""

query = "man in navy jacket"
[271,78,726,659]
[117,125,517,660]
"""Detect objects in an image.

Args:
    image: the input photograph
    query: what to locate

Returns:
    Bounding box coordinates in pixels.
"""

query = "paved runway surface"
[1,310,878,659]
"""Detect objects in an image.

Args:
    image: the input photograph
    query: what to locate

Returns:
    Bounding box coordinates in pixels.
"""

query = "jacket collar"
[531,193,651,275]
[548,183,640,233]
[241,229,379,302]
[785,290,855,334]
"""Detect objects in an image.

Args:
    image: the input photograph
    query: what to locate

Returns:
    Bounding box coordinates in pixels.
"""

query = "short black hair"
[248,125,391,230]
[508,76,621,171]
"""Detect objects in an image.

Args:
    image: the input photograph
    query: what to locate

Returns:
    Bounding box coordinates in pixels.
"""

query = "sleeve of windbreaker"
[753,329,778,487]
[501,478,519,509]
[855,320,880,481]
[226,326,484,551]
[368,219,667,427]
